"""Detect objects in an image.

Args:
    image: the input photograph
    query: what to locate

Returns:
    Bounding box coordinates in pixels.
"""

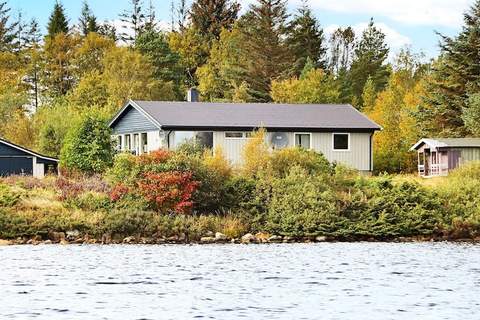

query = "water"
[0,243,479,320]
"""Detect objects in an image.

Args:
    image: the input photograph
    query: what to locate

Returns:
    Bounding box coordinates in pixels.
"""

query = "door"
[0,157,33,176]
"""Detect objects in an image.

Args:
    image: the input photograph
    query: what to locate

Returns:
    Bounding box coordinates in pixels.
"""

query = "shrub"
[0,184,21,207]
[105,152,138,186]
[60,113,114,174]
[242,128,270,177]
[269,147,332,178]
[137,171,199,214]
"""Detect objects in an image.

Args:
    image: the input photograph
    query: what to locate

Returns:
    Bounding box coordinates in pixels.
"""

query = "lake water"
[0,243,479,319]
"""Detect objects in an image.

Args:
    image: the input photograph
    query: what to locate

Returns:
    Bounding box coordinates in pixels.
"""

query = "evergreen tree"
[328,26,355,74]
[119,0,145,43]
[419,0,480,137]
[98,22,118,41]
[239,0,293,101]
[190,0,240,42]
[0,1,17,51]
[79,1,98,36]
[349,18,390,108]
[47,1,69,38]
[144,0,157,32]
[287,0,327,75]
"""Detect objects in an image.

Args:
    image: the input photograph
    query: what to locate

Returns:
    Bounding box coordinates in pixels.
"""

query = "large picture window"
[333,133,350,151]
[294,133,311,149]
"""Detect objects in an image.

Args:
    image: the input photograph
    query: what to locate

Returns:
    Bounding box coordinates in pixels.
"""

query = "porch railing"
[419,163,449,177]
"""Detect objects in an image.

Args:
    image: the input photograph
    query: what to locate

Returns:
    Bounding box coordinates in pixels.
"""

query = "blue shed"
[0,138,58,178]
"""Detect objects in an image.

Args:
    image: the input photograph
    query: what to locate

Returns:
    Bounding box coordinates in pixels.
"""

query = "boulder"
[0,239,12,246]
[214,232,228,242]
[42,240,53,245]
[60,239,69,245]
[241,233,257,244]
[200,237,215,244]
[283,236,294,243]
[48,231,65,242]
[268,235,283,242]
[123,236,136,244]
[204,230,214,237]
[66,230,80,241]
[315,236,327,242]
[255,232,270,243]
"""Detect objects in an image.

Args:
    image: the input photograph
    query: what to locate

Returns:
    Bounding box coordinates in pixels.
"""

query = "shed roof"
[109,100,381,132]
[0,138,59,162]
[410,138,480,151]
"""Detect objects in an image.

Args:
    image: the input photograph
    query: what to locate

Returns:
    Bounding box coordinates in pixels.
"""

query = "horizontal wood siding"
[112,106,158,134]
[213,131,371,171]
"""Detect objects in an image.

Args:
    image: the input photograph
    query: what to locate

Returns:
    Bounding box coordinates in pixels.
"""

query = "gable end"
[110,104,160,134]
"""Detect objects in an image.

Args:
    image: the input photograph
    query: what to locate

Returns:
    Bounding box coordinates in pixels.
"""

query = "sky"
[9,0,475,60]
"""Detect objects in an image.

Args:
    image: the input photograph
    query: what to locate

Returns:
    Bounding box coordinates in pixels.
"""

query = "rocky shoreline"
[0,230,478,246]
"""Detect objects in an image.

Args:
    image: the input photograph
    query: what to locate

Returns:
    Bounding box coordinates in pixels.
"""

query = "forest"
[0,0,479,173]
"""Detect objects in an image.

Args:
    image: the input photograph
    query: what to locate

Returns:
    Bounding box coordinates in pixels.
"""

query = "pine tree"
[144,0,157,32]
[190,0,240,42]
[239,0,293,101]
[119,0,145,43]
[349,18,390,108]
[328,26,355,74]
[79,1,98,36]
[287,0,327,76]
[47,1,69,38]
[0,1,17,51]
[98,22,117,41]
[419,0,480,137]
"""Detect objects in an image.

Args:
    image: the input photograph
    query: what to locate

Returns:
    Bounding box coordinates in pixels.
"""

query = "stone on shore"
[241,233,257,244]
[215,232,228,242]
[66,230,80,241]
[0,239,12,246]
[315,236,327,242]
[200,236,215,243]
[49,231,65,242]
[60,239,69,245]
[268,235,283,242]
[123,236,135,244]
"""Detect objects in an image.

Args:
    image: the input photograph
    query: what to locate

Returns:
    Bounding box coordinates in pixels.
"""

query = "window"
[295,133,311,149]
[333,133,349,151]
[225,132,244,138]
[141,133,148,153]
[116,135,123,151]
[125,134,131,151]
[133,134,139,155]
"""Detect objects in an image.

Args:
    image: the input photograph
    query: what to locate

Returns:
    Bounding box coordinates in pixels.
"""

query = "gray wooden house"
[410,138,480,177]
[108,91,381,173]
[0,138,58,178]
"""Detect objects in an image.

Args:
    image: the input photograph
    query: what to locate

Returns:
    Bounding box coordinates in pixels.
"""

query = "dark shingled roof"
[411,138,480,150]
[111,100,381,132]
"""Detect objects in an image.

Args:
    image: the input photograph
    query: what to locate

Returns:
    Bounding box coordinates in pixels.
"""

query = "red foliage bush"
[136,149,171,165]
[137,171,199,214]
[110,184,130,201]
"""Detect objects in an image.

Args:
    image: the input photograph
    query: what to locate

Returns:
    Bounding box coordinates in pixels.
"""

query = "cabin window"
[333,133,350,151]
[141,133,148,153]
[195,132,213,149]
[125,134,131,151]
[294,133,311,149]
[174,131,195,148]
[133,134,139,155]
[225,132,244,138]
[116,135,123,151]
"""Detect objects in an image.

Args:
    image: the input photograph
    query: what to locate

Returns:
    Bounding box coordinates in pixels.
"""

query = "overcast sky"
[10,0,473,60]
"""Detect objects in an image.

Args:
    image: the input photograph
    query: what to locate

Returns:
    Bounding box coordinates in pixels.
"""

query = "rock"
[66,230,80,241]
[214,232,228,242]
[26,239,39,245]
[178,233,187,242]
[155,238,166,244]
[123,236,135,244]
[0,239,12,246]
[60,239,69,245]
[140,237,154,244]
[231,238,239,244]
[268,235,283,242]
[102,233,112,244]
[283,236,294,243]
[200,237,215,244]
[315,236,327,242]
[48,231,65,242]
[241,233,257,244]
[42,240,53,245]
[255,232,270,243]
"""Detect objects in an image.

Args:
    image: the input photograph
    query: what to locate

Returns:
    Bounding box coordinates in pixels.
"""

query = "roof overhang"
[160,125,379,133]
[0,138,59,162]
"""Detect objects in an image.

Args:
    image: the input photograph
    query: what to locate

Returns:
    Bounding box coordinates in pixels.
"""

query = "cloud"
[291,0,471,28]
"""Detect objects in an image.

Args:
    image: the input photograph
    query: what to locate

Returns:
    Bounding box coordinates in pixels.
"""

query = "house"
[410,138,480,177]
[108,91,381,173]
[0,138,58,178]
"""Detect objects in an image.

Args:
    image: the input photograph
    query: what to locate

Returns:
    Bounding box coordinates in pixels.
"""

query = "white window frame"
[225,132,248,139]
[294,132,312,149]
[332,133,350,152]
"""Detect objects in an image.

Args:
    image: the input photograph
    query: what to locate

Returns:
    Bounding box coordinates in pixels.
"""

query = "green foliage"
[0,184,21,207]
[60,113,114,174]
[190,0,240,42]
[47,1,69,38]
[462,93,480,136]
